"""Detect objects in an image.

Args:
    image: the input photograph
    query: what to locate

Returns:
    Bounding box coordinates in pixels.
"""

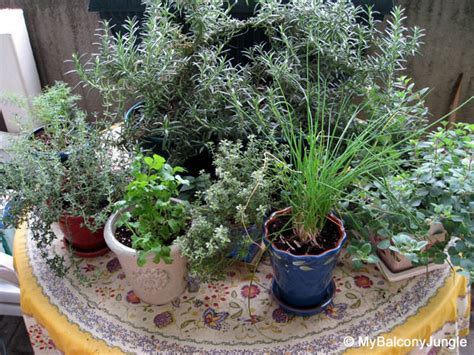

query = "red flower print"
[244,314,263,324]
[272,308,291,323]
[241,285,260,299]
[82,264,96,272]
[354,275,373,289]
[126,290,141,304]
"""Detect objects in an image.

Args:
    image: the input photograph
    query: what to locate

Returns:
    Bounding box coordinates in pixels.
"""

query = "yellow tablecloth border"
[14,225,125,354]
[13,224,470,355]
[346,263,470,354]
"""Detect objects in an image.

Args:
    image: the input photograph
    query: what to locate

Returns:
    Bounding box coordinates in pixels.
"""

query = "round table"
[14,225,471,354]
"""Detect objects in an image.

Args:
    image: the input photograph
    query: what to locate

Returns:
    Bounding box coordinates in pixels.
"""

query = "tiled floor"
[0,316,33,355]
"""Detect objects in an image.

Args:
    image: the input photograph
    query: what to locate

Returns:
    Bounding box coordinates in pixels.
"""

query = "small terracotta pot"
[58,215,108,256]
[372,223,446,273]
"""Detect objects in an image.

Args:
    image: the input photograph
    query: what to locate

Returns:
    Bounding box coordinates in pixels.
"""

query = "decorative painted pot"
[104,208,187,305]
[58,215,108,257]
[263,207,347,308]
[227,224,263,264]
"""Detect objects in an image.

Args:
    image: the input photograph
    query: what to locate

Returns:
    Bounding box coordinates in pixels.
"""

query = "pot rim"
[104,206,182,256]
[264,207,347,258]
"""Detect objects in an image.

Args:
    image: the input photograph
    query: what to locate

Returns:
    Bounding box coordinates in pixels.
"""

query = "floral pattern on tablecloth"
[23,315,61,354]
[25,226,470,354]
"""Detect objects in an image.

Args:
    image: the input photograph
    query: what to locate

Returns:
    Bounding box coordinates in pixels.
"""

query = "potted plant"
[74,0,257,171]
[177,136,276,280]
[74,1,421,172]
[0,87,130,275]
[244,69,426,315]
[1,82,83,162]
[104,154,190,305]
[345,123,474,280]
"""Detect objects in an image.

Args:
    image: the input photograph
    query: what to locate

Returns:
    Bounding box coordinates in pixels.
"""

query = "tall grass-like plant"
[256,76,425,247]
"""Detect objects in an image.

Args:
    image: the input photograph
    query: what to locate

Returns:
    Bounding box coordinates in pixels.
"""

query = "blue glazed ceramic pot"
[227,224,262,264]
[264,207,347,308]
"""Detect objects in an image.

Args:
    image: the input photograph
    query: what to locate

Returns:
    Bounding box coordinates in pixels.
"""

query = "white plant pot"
[104,208,187,305]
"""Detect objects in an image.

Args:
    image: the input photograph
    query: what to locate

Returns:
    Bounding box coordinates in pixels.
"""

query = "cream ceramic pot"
[104,208,187,305]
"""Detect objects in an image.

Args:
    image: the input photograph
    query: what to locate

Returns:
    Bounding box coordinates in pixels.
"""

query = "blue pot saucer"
[270,279,336,317]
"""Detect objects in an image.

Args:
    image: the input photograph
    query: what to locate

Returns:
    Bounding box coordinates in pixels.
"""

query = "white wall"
[0,9,41,132]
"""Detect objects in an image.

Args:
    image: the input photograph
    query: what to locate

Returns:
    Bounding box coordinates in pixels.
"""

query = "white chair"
[0,201,21,316]
[0,248,21,316]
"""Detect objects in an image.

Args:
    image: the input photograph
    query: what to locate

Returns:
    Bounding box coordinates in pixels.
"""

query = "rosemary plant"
[73,0,426,163]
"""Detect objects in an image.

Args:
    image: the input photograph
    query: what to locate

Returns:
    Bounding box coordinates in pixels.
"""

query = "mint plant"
[115,154,190,266]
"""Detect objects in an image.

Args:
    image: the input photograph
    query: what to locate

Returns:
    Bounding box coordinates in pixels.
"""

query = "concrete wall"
[0,0,473,122]
[0,0,102,113]
[397,0,474,122]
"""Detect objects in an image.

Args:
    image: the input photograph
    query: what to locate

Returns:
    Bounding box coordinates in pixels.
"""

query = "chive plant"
[252,75,428,248]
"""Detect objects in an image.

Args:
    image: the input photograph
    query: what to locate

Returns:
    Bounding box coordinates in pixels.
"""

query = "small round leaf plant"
[345,123,473,278]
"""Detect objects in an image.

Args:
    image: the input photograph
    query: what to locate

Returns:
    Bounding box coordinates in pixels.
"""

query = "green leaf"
[367,255,381,264]
[377,240,390,250]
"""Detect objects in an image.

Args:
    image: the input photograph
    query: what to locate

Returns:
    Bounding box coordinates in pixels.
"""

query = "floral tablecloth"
[14,225,471,354]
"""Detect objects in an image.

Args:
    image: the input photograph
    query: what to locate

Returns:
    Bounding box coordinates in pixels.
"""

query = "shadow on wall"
[397,0,474,123]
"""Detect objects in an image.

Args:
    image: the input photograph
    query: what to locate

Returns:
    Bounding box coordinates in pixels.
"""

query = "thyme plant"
[0,85,130,275]
[177,137,276,280]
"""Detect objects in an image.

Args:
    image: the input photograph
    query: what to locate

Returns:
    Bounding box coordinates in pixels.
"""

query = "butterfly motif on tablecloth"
[202,307,229,330]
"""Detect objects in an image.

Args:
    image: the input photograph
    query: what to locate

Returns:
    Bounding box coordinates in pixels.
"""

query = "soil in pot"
[268,214,341,256]
[113,221,175,250]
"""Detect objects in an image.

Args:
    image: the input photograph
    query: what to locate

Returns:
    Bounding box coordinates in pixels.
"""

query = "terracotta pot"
[104,207,187,305]
[372,223,446,273]
[58,215,108,256]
